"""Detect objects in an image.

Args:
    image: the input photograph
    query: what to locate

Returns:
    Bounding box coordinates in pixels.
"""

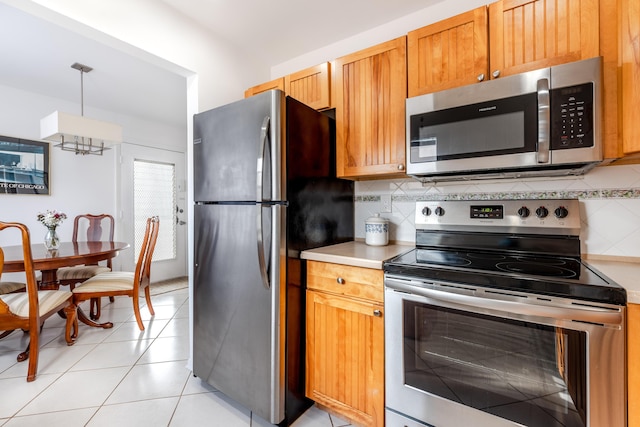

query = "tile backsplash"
[355,163,640,258]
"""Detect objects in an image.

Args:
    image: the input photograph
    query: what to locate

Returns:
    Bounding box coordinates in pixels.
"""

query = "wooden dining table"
[2,241,129,289]
[2,241,129,329]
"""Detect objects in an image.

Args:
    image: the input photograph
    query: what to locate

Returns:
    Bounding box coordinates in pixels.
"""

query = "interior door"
[118,143,187,281]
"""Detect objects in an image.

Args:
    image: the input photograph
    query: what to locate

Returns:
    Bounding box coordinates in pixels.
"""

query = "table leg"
[38,269,60,290]
[77,306,113,329]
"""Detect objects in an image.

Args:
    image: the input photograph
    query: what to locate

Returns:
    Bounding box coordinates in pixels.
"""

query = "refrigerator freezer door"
[193,203,284,423]
[193,90,282,202]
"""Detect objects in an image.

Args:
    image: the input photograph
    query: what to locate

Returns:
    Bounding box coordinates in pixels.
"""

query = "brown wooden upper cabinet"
[408,6,489,97]
[285,62,331,110]
[621,0,640,155]
[489,0,599,78]
[333,37,407,179]
[244,63,331,110]
[409,0,600,97]
[244,77,285,98]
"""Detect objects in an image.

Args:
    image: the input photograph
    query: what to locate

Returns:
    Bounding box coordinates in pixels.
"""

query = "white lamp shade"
[40,111,122,145]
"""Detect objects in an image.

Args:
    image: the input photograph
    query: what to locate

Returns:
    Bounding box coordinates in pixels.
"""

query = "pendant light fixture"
[40,62,122,155]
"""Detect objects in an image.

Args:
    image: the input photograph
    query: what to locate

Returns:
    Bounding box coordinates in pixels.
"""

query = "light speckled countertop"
[586,259,640,304]
[300,241,413,270]
[301,241,640,305]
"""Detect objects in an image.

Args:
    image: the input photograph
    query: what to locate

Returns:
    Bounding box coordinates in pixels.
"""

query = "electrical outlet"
[380,194,392,213]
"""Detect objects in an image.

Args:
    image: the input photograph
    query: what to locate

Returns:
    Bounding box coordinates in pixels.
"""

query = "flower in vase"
[37,210,67,228]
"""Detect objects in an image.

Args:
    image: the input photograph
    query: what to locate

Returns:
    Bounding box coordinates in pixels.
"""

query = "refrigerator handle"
[257,116,270,203]
[256,116,271,290]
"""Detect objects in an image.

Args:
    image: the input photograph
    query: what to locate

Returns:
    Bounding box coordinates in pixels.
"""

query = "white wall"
[0,84,184,282]
[13,0,268,111]
[355,164,640,258]
[270,0,640,260]
[272,0,488,77]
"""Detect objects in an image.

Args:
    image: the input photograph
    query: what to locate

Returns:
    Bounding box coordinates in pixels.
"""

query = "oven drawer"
[306,260,383,302]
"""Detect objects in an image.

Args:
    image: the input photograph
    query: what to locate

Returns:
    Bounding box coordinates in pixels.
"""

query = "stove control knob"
[554,206,569,218]
[517,206,530,218]
[434,206,445,216]
[536,206,549,218]
[421,206,432,216]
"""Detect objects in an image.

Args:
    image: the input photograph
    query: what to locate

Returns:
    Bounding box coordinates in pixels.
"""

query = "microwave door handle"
[256,116,271,290]
[537,78,550,163]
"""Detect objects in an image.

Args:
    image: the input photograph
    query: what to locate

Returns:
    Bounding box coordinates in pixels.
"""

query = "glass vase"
[44,226,60,250]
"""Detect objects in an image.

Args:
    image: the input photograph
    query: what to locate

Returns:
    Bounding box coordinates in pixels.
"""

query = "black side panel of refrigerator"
[282,97,354,425]
[286,96,354,253]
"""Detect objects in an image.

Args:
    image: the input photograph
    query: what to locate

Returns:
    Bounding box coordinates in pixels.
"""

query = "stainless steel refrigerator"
[192,90,354,425]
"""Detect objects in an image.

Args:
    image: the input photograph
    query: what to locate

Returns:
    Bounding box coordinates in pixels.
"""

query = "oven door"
[384,275,626,427]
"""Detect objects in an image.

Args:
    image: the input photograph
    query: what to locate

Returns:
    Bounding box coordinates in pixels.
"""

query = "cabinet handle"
[397,164,404,171]
[373,309,382,317]
[336,277,345,285]
[477,73,485,82]
[492,70,501,78]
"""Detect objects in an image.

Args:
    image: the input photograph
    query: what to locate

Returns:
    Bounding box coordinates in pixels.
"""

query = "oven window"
[403,301,587,427]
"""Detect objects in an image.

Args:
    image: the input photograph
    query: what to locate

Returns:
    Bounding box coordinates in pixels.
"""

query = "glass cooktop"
[384,248,626,305]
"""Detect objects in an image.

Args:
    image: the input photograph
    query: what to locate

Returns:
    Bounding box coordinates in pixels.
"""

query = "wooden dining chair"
[56,214,115,319]
[72,216,159,331]
[0,281,26,339]
[0,221,77,382]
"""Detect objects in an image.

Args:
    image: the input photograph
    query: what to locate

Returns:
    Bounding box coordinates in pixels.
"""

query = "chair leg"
[17,323,43,363]
[63,304,78,344]
[144,286,155,316]
[132,299,145,331]
[26,323,40,382]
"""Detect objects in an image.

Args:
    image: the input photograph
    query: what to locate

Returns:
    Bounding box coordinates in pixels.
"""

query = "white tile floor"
[0,288,351,427]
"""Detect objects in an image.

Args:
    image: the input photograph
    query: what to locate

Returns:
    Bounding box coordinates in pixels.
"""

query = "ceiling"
[0,2,187,129]
[0,0,439,130]
[159,0,441,65]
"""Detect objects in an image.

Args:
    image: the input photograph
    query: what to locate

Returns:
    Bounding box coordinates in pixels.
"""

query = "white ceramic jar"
[365,213,389,246]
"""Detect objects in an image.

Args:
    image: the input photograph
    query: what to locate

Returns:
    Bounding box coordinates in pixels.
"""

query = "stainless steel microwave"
[406,56,603,182]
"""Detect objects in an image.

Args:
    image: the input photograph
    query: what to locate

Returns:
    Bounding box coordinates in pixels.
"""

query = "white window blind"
[133,160,176,261]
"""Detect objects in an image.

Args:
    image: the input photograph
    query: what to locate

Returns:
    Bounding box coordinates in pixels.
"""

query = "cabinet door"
[285,62,331,110]
[629,303,640,427]
[334,37,407,179]
[488,0,599,78]
[244,77,285,98]
[600,0,622,159]
[408,6,488,97]
[306,290,384,427]
[621,0,640,155]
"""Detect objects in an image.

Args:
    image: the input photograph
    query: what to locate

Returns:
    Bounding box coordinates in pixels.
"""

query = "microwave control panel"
[550,82,594,150]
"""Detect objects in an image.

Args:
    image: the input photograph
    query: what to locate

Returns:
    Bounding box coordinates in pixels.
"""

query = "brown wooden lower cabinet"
[305,261,384,427]
[629,303,639,427]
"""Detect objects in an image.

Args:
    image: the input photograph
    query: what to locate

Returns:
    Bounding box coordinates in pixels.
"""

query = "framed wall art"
[0,135,50,195]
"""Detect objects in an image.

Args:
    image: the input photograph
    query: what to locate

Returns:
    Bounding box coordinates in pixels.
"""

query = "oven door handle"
[386,279,623,326]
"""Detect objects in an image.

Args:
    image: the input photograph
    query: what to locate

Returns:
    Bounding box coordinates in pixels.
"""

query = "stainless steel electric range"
[383,199,626,427]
